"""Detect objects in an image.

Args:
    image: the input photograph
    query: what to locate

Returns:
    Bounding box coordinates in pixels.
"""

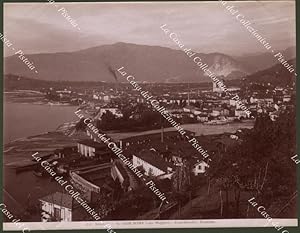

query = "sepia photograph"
[1,0,297,231]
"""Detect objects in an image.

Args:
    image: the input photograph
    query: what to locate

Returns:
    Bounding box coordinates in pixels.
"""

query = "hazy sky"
[3,1,296,57]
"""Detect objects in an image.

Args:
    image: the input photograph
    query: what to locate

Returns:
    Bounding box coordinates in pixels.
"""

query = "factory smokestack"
[108,65,118,82]
[107,64,119,93]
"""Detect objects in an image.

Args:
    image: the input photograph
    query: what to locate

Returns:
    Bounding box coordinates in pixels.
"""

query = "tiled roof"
[39,192,73,209]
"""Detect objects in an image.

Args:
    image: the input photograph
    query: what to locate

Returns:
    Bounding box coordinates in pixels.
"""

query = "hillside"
[245,58,296,86]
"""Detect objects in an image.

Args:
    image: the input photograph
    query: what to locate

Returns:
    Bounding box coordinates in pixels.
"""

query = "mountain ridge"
[4,42,249,83]
[4,42,295,83]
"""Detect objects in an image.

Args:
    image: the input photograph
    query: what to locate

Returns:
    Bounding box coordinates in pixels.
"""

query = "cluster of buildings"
[39,119,249,221]
[79,81,295,124]
[44,80,294,125]
[39,125,232,221]
[37,79,295,221]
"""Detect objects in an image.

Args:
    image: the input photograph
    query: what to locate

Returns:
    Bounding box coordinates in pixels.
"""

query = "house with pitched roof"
[77,140,108,158]
[132,150,173,178]
[39,192,73,222]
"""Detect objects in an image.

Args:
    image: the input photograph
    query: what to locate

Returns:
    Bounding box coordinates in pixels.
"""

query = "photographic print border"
[0,0,299,233]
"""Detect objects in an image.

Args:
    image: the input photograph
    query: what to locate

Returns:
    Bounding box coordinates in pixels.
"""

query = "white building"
[111,162,130,191]
[77,140,106,158]
[93,94,100,100]
[192,161,210,176]
[132,150,173,178]
[213,81,224,93]
[235,109,249,119]
[95,108,123,119]
[197,114,209,122]
[283,95,291,102]
[211,109,221,117]
[229,99,237,106]
[103,95,110,102]
[39,192,72,222]
[183,106,202,115]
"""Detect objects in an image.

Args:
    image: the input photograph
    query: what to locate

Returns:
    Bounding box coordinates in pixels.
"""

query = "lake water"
[4,102,255,144]
[3,102,79,221]
[4,102,78,144]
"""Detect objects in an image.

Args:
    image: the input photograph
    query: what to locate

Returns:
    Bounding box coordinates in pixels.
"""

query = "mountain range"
[4,42,295,83]
[5,56,296,90]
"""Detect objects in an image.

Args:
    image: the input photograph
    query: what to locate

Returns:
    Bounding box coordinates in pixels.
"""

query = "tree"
[214,106,296,217]
[75,118,87,131]
[100,111,117,130]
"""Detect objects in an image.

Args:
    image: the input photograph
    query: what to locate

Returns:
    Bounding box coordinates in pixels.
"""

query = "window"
[54,207,61,220]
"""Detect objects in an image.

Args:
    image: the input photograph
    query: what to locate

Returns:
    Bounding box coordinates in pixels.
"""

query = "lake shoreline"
[4,102,78,144]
